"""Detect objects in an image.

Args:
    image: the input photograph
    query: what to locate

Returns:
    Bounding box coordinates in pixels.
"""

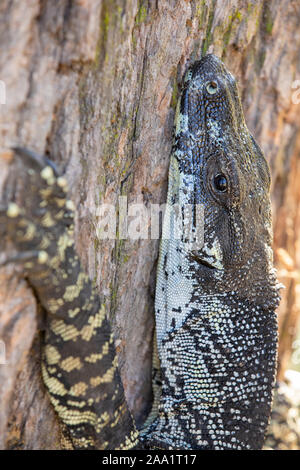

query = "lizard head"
[172,54,280,310]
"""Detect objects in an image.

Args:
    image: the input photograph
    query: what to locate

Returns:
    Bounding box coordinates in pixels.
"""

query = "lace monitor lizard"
[1,54,280,450]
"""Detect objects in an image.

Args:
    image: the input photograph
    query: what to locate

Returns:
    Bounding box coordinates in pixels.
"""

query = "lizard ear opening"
[213,174,228,192]
[204,152,243,207]
[204,156,231,206]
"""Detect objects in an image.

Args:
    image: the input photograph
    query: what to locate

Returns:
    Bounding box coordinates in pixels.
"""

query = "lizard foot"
[0,147,74,275]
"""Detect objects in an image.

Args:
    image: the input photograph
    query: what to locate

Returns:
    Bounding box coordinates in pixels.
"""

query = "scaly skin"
[0,54,280,450]
[142,54,280,449]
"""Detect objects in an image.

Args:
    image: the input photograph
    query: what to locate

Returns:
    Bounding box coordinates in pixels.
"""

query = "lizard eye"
[206,81,218,94]
[213,174,228,192]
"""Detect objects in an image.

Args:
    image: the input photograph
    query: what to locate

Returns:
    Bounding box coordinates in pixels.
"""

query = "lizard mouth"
[197,259,216,270]
[190,253,219,270]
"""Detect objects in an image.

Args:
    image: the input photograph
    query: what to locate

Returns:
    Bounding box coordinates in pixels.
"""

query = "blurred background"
[0,0,299,450]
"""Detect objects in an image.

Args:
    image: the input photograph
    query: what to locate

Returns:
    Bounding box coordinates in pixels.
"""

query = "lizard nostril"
[206,80,218,94]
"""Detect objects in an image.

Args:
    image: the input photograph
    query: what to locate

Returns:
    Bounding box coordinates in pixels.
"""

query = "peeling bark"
[0,0,299,449]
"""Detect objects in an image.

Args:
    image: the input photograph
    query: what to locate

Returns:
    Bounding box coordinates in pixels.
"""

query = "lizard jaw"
[196,258,217,270]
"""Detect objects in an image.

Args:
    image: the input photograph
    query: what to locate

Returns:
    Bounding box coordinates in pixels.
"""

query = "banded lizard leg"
[0,148,138,450]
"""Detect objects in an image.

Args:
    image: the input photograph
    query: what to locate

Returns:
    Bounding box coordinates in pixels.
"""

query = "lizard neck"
[149,155,278,450]
[155,151,280,352]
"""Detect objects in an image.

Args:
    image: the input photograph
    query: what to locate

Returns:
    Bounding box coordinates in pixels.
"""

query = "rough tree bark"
[0,0,299,449]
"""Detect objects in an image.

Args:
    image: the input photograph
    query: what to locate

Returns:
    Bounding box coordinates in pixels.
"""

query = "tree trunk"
[0,0,299,449]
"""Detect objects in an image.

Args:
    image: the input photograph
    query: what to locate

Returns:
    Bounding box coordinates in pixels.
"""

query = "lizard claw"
[0,249,48,267]
[12,147,60,176]
[0,148,74,276]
